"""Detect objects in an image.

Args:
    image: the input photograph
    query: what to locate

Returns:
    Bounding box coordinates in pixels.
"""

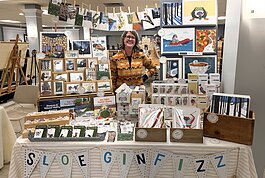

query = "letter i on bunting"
[210,151,228,178]
[57,152,73,178]
[134,149,150,178]
[73,149,89,178]
[149,150,172,178]
[24,148,43,178]
[192,156,210,178]
[172,155,192,178]
[117,150,134,178]
[40,152,56,178]
[101,148,117,178]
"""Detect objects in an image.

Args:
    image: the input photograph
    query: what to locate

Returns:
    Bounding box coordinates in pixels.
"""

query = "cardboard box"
[203,110,255,145]
[170,128,203,143]
[134,128,167,142]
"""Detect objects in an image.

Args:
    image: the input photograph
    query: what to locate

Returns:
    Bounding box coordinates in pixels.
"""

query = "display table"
[9,136,257,178]
[0,106,16,169]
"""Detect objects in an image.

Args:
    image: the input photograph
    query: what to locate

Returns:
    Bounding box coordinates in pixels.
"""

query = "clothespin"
[73,1,76,7]
[105,7,107,14]
[145,5,148,13]
[137,6,139,13]
[96,6,99,13]
[120,7,122,13]
[64,0,66,4]
[89,4,91,11]
[113,7,115,15]
[128,7,131,13]
[155,3,158,9]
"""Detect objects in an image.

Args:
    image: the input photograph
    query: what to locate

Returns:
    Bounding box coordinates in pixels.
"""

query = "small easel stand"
[29,49,40,85]
[0,34,28,96]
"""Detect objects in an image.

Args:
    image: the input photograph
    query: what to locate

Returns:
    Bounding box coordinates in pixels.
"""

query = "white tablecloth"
[8,136,257,178]
[0,106,16,169]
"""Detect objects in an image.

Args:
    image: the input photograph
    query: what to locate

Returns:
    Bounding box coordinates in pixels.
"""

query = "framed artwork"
[40,81,52,96]
[40,71,52,81]
[182,0,217,25]
[85,68,96,81]
[53,72,68,81]
[65,50,79,58]
[72,40,91,56]
[97,80,112,92]
[91,36,107,60]
[183,55,217,79]
[163,58,182,80]
[54,81,64,95]
[82,81,96,93]
[161,1,182,26]
[77,58,87,70]
[87,58,98,68]
[66,83,81,94]
[69,72,84,82]
[195,28,217,53]
[161,28,195,54]
[97,63,110,80]
[53,59,64,72]
[40,32,67,58]
[65,58,76,71]
[40,59,51,70]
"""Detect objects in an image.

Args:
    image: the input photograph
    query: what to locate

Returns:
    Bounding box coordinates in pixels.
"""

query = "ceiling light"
[218,16,226,20]
[0,20,21,23]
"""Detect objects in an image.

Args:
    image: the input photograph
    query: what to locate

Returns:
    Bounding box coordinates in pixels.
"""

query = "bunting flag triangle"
[149,149,172,178]
[57,152,73,178]
[74,149,89,178]
[210,151,228,178]
[101,148,117,178]
[172,155,192,178]
[24,148,43,178]
[192,156,210,178]
[134,149,150,178]
[40,151,56,178]
[117,150,134,178]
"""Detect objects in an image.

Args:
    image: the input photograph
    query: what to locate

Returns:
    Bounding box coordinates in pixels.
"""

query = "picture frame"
[161,1,182,26]
[82,81,96,93]
[40,81,53,96]
[161,28,195,54]
[97,63,110,80]
[65,58,76,71]
[53,81,64,95]
[69,72,84,82]
[195,28,217,53]
[53,59,64,72]
[97,80,112,92]
[163,58,182,80]
[64,50,79,58]
[34,125,47,138]
[53,72,68,81]
[91,36,107,60]
[87,58,98,68]
[77,58,87,70]
[183,55,217,79]
[85,68,96,81]
[59,126,73,137]
[40,59,51,70]
[40,70,52,81]
[65,82,81,94]
[72,40,91,56]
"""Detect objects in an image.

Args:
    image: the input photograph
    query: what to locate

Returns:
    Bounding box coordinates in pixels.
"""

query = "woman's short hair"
[120,30,141,51]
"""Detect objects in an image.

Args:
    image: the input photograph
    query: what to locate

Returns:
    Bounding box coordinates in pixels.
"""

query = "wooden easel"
[0,34,28,95]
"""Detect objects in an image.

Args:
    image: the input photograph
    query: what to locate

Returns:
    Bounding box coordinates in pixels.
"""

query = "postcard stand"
[170,128,203,143]
[203,110,255,145]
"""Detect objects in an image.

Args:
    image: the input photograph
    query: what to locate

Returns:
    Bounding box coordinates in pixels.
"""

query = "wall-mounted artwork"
[77,58,87,70]
[82,82,96,93]
[195,28,217,53]
[163,58,182,80]
[162,2,182,26]
[72,40,91,57]
[161,28,195,54]
[183,55,217,79]
[182,0,217,25]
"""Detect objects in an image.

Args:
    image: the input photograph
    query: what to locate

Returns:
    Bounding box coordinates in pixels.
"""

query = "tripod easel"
[0,34,28,96]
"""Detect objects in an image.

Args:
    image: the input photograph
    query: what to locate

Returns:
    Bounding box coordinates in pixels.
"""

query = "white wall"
[2,26,26,42]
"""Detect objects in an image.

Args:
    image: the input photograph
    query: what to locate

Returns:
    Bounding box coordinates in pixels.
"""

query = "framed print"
[70,72,84,82]
[77,58,87,70]
[87,58,98,68]
[40,32,67,58]
[54,81,64,95]
[82,81,96,93]
[182,0,217,25]
[162,1,182,26]
[53,72,68,81]
[65,50,79,58]
[53,59,64,72]
[183,55,217,79]
[85,68,96,81]
[195,28,217,53]
[163,58,182,80]
[72,40,91,56]
[91,36,107,60]
[161,28,195,54]
[66,83,81,94]
[34,125,47,138]
[97,80,112,92]
[59,126,73,137]
[97,63,110,80]
[40,81,52,96]
[65,58,76,71]
[40,71,52,81]
[40,59,51,70]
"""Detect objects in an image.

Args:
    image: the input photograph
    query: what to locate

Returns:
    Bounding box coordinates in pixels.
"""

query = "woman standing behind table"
[110,30,157,91]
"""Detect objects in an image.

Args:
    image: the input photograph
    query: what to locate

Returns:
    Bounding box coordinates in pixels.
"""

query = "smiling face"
[123,32,136,49]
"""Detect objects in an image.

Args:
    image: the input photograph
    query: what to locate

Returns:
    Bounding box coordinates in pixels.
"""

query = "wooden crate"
[24,120,69,129]
[170,128,203,143]
[135,128,167,142]
[203,111,255,145]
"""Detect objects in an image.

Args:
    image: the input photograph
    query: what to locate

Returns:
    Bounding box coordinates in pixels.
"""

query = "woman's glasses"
[125,35,136,39]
